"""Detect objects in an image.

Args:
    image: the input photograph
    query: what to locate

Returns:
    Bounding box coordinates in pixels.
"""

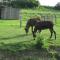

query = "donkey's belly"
[36,25,52,30]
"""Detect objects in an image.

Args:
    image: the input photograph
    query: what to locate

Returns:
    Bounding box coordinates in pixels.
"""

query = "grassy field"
[0,8,60,60]
[0,20,60,47]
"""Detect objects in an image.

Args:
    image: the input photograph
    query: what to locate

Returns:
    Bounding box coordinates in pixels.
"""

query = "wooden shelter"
[1,6,19,19]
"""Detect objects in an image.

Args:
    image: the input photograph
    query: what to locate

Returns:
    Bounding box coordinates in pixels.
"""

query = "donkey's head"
[25,27,29,35]
[25,19,31,35]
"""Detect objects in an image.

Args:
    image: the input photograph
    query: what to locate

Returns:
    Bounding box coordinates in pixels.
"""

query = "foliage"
[54,2,60,10]
[2,0,39,8]
[54,53,60,60]
[34,36,44,49]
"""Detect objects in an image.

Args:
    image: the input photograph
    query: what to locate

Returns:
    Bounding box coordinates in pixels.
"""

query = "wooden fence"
[19,12,60,27]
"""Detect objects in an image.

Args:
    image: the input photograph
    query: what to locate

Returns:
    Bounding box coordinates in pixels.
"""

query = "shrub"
[35,36,44,49]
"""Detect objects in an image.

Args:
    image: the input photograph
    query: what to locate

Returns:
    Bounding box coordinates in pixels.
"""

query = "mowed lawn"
[0,19,60,49]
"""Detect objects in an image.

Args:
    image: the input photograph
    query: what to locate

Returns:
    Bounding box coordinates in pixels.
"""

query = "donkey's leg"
[38,30,41,33]
[53,29,56,40]
[31,26,33,34]
[49,28,53,39]
[33,27,37,40]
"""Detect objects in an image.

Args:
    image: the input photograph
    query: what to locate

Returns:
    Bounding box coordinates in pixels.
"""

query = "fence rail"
[19,12,60,27]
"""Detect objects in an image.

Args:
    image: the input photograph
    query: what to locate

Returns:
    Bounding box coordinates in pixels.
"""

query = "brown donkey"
[32,21,56,40]
[25,17,41,35]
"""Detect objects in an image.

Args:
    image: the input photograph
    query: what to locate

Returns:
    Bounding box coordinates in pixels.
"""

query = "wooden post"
[54,14,56,24]
[19,11,22,28]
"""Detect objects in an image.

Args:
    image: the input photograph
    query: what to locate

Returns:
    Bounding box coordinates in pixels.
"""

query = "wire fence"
[19,12,60,27]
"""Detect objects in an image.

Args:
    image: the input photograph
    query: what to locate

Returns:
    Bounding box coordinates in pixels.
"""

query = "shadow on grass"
[0,48,52,60]
[0,36,57,60]
[0,34,32,40]
[0,41,52,60]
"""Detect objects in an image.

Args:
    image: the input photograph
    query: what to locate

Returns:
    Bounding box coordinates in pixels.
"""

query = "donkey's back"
[33,21,56,40]
[35,21,54,30]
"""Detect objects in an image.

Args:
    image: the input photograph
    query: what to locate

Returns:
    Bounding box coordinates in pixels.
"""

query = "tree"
[2,0,39,8]
[55,2,60,10]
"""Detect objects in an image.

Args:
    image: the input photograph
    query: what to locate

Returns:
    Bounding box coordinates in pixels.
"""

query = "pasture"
[0,9,60,60]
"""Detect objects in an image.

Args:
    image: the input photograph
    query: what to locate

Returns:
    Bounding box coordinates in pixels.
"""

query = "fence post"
[19,11,22,28]
[54,14,56,24]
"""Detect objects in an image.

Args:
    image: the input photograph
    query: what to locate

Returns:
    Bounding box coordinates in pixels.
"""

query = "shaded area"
[0,35,60,60]
[0,34,32,40]
[0,38,51,60]
[48,45,60,60]
[0,49,52,60]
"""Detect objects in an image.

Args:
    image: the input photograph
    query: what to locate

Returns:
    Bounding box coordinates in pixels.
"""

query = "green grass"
[0,11,60,60]
[0,19,60,52]
[0,8,60,53]
[0,20,60,60]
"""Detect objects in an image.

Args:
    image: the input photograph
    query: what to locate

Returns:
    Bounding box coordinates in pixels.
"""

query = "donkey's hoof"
[34,38,35,40]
